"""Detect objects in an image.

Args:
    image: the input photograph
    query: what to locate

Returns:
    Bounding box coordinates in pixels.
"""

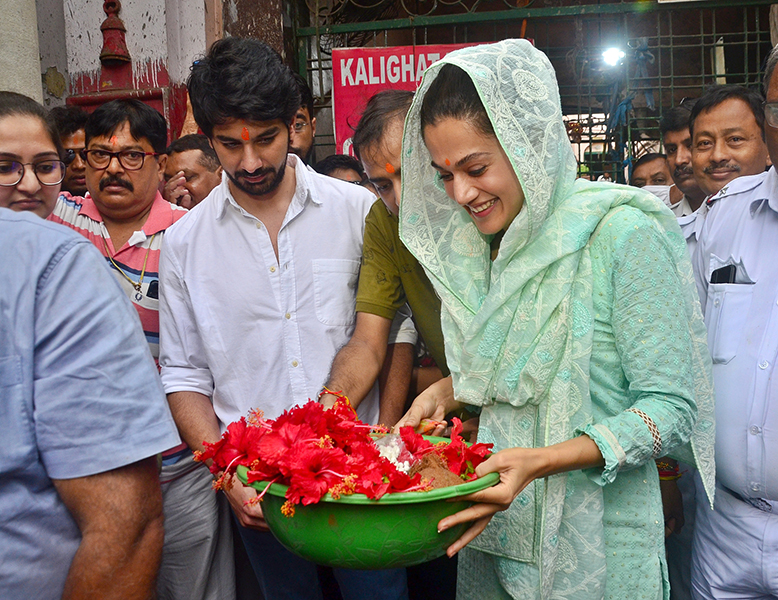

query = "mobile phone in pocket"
[710,264,737,284]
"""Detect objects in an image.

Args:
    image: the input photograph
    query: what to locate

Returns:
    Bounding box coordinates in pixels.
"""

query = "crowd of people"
[1,33,776,600]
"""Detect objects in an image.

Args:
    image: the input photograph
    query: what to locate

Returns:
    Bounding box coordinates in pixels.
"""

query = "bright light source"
[602,48,626,67]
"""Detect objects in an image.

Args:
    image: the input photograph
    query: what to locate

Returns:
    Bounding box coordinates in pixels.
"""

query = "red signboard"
[331,44,475,155]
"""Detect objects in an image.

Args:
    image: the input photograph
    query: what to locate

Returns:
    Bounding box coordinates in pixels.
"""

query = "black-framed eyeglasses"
[63,147,85,166]
[764,102,778,128]
[81,149,159,171]
[292,121,309,133]
[0,159,66,187]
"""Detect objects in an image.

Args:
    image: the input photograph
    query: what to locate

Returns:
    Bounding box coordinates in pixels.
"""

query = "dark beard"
[226,160,287,198]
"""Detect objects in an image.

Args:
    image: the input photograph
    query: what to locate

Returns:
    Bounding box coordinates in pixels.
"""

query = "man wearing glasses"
[48,99,236,600]
[289,72,317,164]
[49,105,89,196]
[689,58,778,598]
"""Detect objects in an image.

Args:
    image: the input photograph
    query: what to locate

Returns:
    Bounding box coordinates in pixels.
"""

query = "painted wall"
[37,0,68,106]
[60,0,207,95]
[0,0,43,102]
[166,0,208,86]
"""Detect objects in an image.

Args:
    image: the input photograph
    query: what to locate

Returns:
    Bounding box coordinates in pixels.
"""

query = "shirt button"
[759,360,769,369]
[751,482,761,492]
[255,222,262,229]
[291,360,299,367]
[750,425,761,435]
[285,313,291,319]
[270,266,276,273]
[713,299,720,307]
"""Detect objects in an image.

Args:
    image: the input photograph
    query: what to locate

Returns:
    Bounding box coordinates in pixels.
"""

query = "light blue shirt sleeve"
[1,211,180,600]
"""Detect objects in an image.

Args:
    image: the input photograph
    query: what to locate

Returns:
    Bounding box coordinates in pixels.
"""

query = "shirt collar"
[754,166,778,216]
[79,191,179,240]
[677,202,708,241]
[78,192,103,222]
[141,191,187,236]
[215,154,320,221]
[706,170,769,207]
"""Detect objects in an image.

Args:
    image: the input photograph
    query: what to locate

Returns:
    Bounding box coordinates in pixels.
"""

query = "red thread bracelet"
[317,386,356,415]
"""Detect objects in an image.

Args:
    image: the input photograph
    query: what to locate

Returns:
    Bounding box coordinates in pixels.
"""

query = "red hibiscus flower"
[440,418,492,480]
[198,400,493,513]
[285,444,350,505]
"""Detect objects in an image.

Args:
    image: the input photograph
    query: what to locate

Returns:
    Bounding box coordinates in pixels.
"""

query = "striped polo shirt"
[50,192,189,460]
[50,192,188,360]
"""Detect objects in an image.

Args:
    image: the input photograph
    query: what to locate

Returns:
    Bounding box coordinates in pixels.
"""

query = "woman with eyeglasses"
[0,91,65,219]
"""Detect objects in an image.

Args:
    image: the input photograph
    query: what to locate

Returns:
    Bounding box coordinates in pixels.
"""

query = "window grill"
[293,0,774,181]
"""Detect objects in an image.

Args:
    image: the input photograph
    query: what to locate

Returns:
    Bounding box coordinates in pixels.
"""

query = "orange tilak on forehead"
[241,127,250,141]
[444,158,451,166]
[110,135,118,145]
[385,163,396,174]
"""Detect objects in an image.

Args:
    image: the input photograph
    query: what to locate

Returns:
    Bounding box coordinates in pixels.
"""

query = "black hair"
[49,105,89,139]
[166,133,220,171]
[187,37,300,138]
[659,106,692,138]
[312,154,365,178]
[292,71,314,119]
[0,91,63,158]
[689,85,765,139]
[630,153,668,184]
[352,90,414,161]
[419,64,494,139]
[633,152,667,171]
[85,99,167,154]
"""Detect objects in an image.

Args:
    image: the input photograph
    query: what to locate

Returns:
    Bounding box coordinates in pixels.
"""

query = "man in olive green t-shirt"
[320,91,448,428]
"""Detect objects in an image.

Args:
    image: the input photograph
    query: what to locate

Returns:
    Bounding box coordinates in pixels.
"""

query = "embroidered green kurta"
[399,39,715,600]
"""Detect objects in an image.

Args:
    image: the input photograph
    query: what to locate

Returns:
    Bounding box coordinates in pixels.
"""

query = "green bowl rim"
[235,434,498,505]
[237,465,498,505]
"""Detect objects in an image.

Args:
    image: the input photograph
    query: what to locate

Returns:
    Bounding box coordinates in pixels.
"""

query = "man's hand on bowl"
[224,473,270,531]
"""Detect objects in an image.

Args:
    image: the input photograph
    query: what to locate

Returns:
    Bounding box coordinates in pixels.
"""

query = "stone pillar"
[0,0,43,101]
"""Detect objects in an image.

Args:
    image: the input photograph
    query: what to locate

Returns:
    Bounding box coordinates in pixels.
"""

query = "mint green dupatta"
[399,39,714,597]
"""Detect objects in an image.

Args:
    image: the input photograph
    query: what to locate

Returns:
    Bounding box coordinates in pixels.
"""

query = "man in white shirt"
[690,52,778,600]
[678,86,770,259]
[689,85,769,200]
[661,105,707,213]
[158,38,408,600]
[661,105,707,230]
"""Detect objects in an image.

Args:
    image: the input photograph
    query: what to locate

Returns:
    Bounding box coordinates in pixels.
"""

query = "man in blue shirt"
[0,209,181,600]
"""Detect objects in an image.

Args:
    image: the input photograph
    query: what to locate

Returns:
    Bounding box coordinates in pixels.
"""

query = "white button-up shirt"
[677,201,708,257]
[159,155,380,427]
[693,167,778,502]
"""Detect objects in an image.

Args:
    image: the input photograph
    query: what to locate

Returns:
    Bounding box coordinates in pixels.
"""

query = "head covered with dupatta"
[399,39,714,594]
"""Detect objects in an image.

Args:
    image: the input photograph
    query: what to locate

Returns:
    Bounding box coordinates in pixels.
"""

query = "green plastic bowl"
[236,439,498,570]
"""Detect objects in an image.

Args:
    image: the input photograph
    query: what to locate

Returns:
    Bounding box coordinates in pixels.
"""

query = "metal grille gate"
[293,0,774,181]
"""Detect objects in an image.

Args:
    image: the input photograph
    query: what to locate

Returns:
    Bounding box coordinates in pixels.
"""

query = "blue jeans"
[236,525,409,600]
